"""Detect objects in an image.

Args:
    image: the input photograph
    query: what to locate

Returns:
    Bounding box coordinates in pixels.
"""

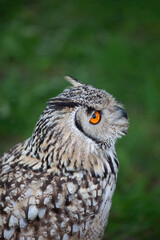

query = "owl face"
[47,77,129,150]
[74,103,128,146]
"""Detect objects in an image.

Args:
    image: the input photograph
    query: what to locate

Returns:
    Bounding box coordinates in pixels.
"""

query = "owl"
[0,76,128,240]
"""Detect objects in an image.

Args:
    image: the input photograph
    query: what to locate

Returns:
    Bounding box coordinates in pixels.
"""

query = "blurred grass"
[0,1,160,239]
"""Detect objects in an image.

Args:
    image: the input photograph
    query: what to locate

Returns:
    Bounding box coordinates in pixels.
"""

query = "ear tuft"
[64,76,84,87]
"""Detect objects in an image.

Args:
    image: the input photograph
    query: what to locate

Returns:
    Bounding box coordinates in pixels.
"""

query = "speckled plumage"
[0,77,129,240]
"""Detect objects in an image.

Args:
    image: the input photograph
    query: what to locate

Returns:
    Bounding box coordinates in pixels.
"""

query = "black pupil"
[92,113,96,119]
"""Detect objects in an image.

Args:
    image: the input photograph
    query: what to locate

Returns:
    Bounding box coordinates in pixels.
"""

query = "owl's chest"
[67,172,117,239]
[64,172,117,225]
[98,174,117,225]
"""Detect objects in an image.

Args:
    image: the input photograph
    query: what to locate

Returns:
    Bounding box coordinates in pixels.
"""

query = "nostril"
[121,109,128,119]
[116,107,128,119]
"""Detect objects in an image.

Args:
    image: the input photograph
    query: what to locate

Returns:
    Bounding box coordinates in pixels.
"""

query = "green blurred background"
[0,1,160,239]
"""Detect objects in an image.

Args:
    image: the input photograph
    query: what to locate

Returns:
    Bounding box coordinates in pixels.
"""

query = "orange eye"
[89,111,101,124]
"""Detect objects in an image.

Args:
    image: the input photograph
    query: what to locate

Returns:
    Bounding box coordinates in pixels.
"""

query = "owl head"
[44,76,128,149]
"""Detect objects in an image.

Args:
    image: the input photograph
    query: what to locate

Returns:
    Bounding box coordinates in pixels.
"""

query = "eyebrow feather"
[47,98,80,109]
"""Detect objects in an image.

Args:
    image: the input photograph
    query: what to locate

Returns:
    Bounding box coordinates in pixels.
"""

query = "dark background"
[0,1,160,239]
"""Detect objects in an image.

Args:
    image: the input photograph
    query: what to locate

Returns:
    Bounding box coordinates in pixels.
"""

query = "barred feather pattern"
[0,77,128,240]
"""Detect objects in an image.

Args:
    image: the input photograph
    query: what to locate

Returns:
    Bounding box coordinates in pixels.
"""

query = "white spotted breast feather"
[0,76,129,240]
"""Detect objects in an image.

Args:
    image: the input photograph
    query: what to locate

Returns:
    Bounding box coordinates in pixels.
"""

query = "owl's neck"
[22,128,119,179]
